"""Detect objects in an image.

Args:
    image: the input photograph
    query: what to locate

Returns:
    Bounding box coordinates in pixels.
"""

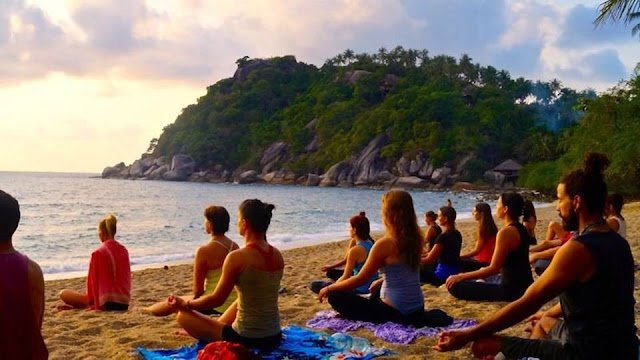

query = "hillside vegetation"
[140,47,637,195]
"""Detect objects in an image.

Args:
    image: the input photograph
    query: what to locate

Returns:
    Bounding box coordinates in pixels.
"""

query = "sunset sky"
[1,0,637,173]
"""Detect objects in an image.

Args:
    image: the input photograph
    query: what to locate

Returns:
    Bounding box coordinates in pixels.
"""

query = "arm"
[530,246,561,263]
[607,217,620,232]
[319,238,390,301]
[460,232,484,259]
[321,238,356,271]
[425,226,438,249]
[422,243,443,265]
[435,240,593,351]
[337,245,365,282]
[529,239,561,253]
[545,221,565,242]
[192,247,207,298]
[27,259,45,328]
[187,251,242,311]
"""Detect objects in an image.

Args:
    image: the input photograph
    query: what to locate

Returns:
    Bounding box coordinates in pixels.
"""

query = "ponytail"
[99,214,117,239]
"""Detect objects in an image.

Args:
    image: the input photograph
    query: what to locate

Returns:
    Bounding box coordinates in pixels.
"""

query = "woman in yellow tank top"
[166,199,284,350]
[145,205,239,316]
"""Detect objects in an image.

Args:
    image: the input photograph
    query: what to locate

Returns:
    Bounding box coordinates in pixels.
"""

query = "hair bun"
[359,211,366,217]
[584,152,609,177]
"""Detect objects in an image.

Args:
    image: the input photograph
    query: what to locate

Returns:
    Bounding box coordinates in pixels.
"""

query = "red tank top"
[475,236,496,264]
[0,251,48,359]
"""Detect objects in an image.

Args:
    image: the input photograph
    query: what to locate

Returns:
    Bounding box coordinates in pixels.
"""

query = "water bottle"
[329,333,353,350]
[350,337,371,354]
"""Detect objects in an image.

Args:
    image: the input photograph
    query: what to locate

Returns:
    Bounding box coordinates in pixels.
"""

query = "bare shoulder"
[498,225,519,239]
[27,258,44,281]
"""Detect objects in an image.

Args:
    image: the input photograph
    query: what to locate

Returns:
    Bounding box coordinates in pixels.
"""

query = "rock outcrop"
[162,155,196,181]
[352,134,391,185]
[102,162,126,178]
[320,161,354,187]
[261,142,290,174]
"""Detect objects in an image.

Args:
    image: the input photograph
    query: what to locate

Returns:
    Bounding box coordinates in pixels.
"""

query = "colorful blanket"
[306,310,477,344]
[137,325,390,360]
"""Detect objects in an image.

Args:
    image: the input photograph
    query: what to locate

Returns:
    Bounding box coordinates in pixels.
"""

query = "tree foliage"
[150,50,590,185]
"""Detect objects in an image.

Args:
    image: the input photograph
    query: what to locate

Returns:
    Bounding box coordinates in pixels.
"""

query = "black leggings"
[448,281,519,302]
[460,259,488,272]
[419,266,445,286]
[327,291,452,327]
[326,268,344,281]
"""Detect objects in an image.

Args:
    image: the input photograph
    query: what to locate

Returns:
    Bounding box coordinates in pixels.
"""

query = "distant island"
[102,48,640,197]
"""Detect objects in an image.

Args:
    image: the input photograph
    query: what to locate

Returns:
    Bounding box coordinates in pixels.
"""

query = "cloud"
[563,48,628,82]
[557,4,631,47]
[70,0,151,53]
[0,0,637,91]
[493,41,544,76]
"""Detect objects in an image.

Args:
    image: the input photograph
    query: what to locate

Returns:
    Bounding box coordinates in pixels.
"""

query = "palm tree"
[594,0,640,29]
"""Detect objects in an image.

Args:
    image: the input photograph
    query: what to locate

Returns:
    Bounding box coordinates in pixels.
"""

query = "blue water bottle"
[329,333,353,350]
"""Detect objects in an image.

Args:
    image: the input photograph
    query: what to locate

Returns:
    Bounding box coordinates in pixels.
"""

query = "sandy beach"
[42,202,640,359]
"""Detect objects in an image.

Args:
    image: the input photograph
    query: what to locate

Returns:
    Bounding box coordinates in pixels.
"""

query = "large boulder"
[305,173,321,186]
[484,170,506,187]
[262,170,296,185]
[305,135,320,153]
[260,142,290,174]
[102,162,126,178]
[352,134,391,185]
[162,154,196,181]
[149,165,169,179]
[343,70,371,84]
[396,152,431,178]
[395,176,430,188]
[431,167,452,186]
[320,161,353,187]
[233,59,271,82]
[129,157,156,178]
[237,170,259,184]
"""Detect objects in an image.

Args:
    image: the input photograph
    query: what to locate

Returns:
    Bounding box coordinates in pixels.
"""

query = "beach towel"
[137,325,390,360]
[306,310,477,344]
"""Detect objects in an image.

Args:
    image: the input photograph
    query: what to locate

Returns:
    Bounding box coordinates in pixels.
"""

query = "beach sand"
[42,202,640,359]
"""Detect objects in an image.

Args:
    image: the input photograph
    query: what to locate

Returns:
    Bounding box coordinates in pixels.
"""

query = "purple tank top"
[0,251,48,359]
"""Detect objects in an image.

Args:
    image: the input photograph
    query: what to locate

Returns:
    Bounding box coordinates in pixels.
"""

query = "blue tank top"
[380,263,423,315]
[353,239,378,294]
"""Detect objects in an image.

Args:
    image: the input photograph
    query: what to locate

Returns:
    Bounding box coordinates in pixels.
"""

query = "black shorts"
[103,302,128,311]
[221,325,282,350]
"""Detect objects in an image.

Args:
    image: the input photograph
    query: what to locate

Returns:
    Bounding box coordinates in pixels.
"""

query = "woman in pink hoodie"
[59,214,131,310]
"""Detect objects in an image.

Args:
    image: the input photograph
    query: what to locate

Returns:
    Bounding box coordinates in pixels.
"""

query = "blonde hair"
[99,214,117,239]
[381,190,423,271]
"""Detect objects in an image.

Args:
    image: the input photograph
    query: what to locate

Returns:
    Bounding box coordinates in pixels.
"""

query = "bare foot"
[175,329,189,336]
[56,303,74,311]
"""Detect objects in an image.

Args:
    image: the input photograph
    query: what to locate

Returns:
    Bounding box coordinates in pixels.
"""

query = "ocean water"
[0,171,509,280]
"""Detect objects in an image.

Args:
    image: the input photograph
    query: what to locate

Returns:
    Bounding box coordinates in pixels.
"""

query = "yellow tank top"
[204,268,237,313]
[232,266,283,338]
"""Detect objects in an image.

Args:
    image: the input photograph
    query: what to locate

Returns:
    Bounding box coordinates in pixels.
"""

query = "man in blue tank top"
[434,153,638,359]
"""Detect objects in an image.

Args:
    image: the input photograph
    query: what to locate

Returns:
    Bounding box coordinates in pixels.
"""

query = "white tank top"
[609,215,627,240]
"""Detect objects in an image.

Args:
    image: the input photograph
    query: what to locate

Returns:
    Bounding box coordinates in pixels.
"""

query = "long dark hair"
[500,192,524,222]
[381,190,423,271]
[475,202,498,240]
[560,152,609,215]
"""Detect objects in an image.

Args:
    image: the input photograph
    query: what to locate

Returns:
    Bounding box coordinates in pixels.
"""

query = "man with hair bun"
[435,152,638,359]
[0,190,48,359]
